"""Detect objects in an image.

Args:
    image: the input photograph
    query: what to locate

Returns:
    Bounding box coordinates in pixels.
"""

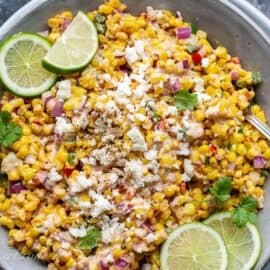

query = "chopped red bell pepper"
[209,144,218,154]
[192,52,202,65]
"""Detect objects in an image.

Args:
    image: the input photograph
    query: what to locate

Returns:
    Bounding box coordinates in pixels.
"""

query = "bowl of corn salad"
[1,0,270,269]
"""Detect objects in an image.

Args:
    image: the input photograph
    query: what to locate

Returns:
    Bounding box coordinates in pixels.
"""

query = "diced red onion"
[182,60,189,69]
[115,258,129,268]
[176,27,191,39]
[61,18,71,32]
[51,100,63,117]
[8,181,26,194]
[227,163,236,170]
[230,70,238,81]
[253,156,267,169]
[142,219,154,232]
[171,78,181,92]
[46,98,57,112]
[100,261,109,270]
[42,92,53,105]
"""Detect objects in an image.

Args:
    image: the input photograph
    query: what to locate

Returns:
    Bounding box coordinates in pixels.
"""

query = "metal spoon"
[246,114,270,141]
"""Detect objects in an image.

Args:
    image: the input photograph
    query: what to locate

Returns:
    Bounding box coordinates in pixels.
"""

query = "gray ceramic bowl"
[1,0,270,269]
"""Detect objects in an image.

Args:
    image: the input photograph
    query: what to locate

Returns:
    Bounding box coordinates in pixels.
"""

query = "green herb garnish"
[252,72,263,86]
[68,195,76,206]
[190,21,198,34]
[231,197,258,228]
[186,44,197,54]
[68,152,76,165]
[174,89,198,110]
[77,227,101,250]
[0,111,22,147]
[260,170,268,177]
[210,176,232,202]
[94,13,106,34]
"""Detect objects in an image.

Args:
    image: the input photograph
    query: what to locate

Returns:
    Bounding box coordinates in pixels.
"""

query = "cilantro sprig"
[0,111,22,147]
[94,13,106,34]
[77,227,101,250]
[68,152,76,165]
[174,89,198,110]
[231,197,258,228]
[210,176,232,202]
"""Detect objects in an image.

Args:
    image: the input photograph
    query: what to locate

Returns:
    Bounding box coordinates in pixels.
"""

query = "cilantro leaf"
[210,176,232,202]
[174,90,198,110]
[190,21,198,34]
[0,111,11,124]
[0,112,22,147]
[95,13,106,23]
[68,153,76,165]
[231,196,258,228]
[240,196,258,212]
[77,227,101,250]
[252,71,263,86]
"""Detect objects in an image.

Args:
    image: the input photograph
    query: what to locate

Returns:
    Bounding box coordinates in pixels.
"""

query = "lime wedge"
[43,11,98,74]
[0,33,57,97]
[160,223,228,270]
[205,212,261,270]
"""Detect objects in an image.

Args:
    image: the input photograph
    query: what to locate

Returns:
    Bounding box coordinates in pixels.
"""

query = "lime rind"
[160,222,228,270]
[0,32,57,97]
[42,11,99,75]
[204,212,262,270]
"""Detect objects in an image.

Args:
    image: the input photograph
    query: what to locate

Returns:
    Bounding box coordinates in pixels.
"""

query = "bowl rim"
[0,0,270,269]
[1,0,270,43]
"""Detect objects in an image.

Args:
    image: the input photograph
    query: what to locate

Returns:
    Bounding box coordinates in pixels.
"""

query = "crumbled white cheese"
[108,173,118,185]
[124,159,144,180]
[39,214,61,232]
[184,121,204,139]
[56,80,71,100]
[144,149,157,160]
[91,147,113,166]
[178,142,190,156]
[105,100,118,114]
[1,152,22,173]
[205,105,220,118]
[48,167,62,183]
[127,127,147,152]
[71,172,91,193]
[114,75,132,105]
[201,58,209,68]
[126,103,135,112]
[101,134,115,143]
[134,84,147,98]
[145,233,157,243]
[197,93,212,103]
[55,117,74,135]
[183,159,194,178]
[135,113,146,122]
[182,173,191,182]
[79,201,92,209]
[24,154,36,165]
[125,46,139,64]
[193,77,205,92]
[134,40,146,58]
[166,106,178,116]
[89,191,113,217]
[102,218,125,244]
[69,226,87,238]
[72,112,88,129]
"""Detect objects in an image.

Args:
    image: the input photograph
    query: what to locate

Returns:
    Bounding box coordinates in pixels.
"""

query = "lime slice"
[205,212,261,270]
[0,33,57,97]
[160,222,228,270]
[43,11,98,74]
